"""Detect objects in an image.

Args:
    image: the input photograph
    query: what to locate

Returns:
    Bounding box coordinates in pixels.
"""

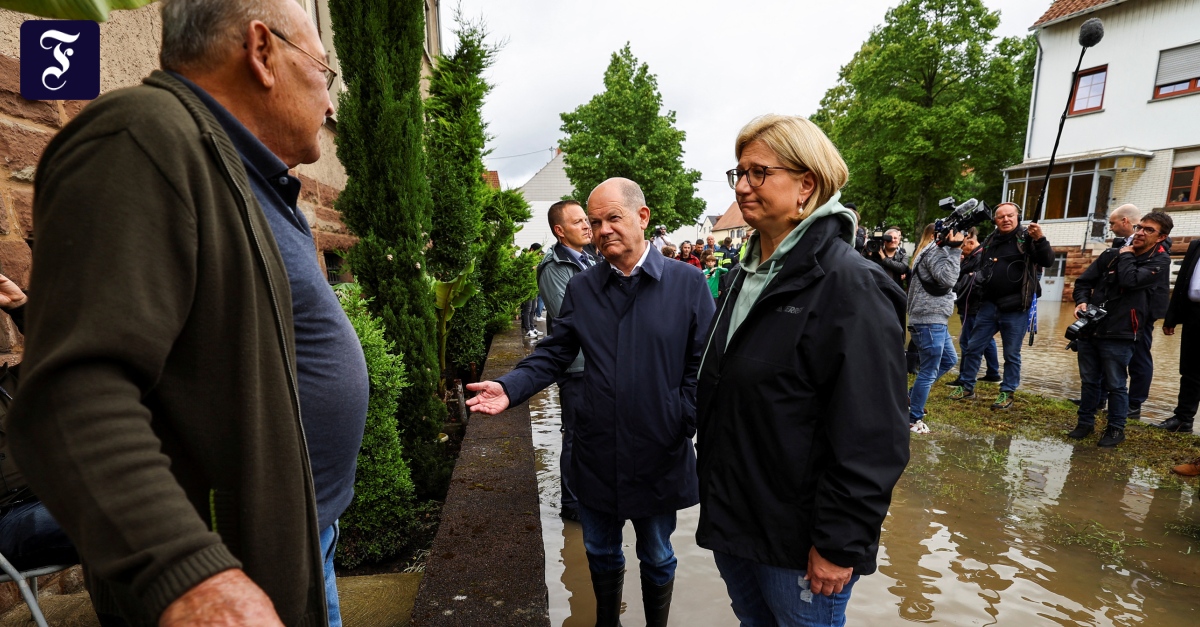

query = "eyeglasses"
[1133,224,1158,234]
[270,28,338,90]
[725,165,805,190]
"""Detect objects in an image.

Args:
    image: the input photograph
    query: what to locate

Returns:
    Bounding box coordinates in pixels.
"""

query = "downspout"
[1025,29,1044,160]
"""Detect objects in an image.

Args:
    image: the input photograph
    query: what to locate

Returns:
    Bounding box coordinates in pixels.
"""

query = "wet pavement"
[525,301,1200,625]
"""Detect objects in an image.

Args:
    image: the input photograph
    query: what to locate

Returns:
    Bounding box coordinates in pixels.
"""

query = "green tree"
[328,0,449,499]
[425,16,496,378]
[812,0,1036,231]
[334,284,415,568]
[559,44,704,231]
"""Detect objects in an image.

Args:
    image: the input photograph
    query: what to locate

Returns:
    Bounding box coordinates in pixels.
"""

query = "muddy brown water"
[525,302,1199,626]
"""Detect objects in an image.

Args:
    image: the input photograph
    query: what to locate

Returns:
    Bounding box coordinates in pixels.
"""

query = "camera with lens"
[935,197,992,242]
[862,223,892,256]
[1065,304,1107,351]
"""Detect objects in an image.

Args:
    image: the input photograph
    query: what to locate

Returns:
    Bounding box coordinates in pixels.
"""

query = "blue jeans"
[959,314,999,379]
[713,551,859,627]
[320,521,342,627]
[1077,337,1134,429]
[578,502,677,586]
[910,324,958,422]
[0,501,77,570]
[958,301,1028,393]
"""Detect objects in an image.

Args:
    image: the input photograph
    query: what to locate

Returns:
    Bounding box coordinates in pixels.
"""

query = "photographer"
[907,224,965,434]
[864,227,907,287]
[1067,212,1173,447]
[651,225,674,253]
[949,203,1053,410]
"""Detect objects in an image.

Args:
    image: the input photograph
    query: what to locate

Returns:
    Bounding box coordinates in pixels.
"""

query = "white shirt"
[613,240,652,277]
[1189,252,1200,302]
[651,234,674,252]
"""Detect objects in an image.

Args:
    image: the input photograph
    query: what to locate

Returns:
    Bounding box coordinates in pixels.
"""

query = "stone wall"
[0,5,356,357]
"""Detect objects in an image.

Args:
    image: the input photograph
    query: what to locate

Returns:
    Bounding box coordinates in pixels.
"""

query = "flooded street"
[524,301,1199,625]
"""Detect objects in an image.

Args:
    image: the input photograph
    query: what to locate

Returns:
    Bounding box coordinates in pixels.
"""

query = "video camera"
[1065,304,1107,351]
[935,197,991,241]
[862,223,892,256]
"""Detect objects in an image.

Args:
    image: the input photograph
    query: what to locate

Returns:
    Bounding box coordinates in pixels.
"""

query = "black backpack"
[915,248,953,297]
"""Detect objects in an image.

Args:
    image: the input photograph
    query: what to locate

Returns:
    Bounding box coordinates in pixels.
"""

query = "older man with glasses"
[9,1,358,625]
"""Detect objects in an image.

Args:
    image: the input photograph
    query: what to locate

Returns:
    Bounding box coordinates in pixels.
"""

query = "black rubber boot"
[591,568,624,627]
[641,574,674,627]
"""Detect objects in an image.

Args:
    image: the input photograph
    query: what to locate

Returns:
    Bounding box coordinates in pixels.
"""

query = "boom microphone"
[1079,18,1104,48]
[1030,17,1105,223]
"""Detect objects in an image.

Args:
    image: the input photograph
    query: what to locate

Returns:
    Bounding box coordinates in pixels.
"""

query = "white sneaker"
[536,315,546,322]
[535,329,545,336]
[909,420,930,434]
[525,330,538,338]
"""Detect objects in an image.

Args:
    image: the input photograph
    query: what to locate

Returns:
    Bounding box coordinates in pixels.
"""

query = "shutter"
[1156,42,1200,86]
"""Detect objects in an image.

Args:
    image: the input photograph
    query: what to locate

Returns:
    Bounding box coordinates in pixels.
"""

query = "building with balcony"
[1006,0,1199,299]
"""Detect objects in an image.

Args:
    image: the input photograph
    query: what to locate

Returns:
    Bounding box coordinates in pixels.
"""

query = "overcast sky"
[441,0,1050,220]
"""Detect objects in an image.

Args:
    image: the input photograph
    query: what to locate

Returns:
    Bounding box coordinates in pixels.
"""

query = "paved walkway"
[0,573,423,626]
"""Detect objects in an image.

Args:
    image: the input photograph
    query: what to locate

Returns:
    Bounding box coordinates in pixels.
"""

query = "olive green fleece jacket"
[8,71,327,626]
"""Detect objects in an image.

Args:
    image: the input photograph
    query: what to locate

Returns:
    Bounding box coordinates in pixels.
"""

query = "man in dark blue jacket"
[1068,212,1173,447]
[468,178,715,627]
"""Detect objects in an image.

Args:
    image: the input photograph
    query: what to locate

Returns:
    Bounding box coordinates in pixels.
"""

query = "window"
[1069,66,1106,114]
[1168,166,1199,205]
[1154,43,1200,99]
[1004,160,1101,221]
[325,252,349,285]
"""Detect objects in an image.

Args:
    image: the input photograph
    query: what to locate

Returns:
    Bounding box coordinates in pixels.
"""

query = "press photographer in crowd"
[950,203,1053,410]
[1066,212,1173,448]
[863,227,907,287]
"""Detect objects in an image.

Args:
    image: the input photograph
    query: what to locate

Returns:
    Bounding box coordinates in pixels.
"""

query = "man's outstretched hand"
[465,381,511,415]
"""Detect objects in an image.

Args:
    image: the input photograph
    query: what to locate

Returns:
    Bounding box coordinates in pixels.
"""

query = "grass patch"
[919,378,1200,483]
[1165,521,1200,541]
[1047,516,1156,565]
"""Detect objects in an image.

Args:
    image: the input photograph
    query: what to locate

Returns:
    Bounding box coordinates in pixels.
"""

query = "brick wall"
[1120,149,1174,213]
[0,54,93,359]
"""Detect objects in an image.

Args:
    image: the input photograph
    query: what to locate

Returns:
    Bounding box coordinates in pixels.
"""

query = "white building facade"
[1006,0,1200,297]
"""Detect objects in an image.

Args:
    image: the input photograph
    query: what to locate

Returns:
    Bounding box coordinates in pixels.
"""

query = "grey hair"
[614,178,647,212]
[160,0,295,71]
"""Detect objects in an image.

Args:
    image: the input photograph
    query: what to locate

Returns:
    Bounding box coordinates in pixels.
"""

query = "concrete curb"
[410,326,549,626]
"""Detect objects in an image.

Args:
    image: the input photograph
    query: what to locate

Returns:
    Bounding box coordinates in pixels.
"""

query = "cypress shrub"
[426,18,495,376]
[334,284,415,568]
[328,0,450,499]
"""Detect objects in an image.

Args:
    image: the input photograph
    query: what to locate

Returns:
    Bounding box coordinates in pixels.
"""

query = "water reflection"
[526,306,1199,626]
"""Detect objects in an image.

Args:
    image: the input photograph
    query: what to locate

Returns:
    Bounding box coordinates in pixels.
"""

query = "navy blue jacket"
[499,245,715,519]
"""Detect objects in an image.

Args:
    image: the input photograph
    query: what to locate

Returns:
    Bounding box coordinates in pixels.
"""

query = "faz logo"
[20,20,100,101]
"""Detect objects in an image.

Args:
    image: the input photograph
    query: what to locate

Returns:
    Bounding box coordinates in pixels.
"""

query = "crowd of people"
[471,114,910,626]
[0,2,1196,625]
[477,117,1200,625]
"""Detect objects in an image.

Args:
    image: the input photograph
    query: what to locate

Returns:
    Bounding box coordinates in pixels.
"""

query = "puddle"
[526,303,1200,625]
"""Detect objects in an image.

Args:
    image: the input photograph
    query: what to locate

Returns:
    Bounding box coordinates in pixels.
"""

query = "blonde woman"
[697,115,909,626]
[907,223,965,434]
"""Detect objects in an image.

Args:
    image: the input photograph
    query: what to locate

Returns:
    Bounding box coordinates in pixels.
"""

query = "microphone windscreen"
[1079,18,1104,48]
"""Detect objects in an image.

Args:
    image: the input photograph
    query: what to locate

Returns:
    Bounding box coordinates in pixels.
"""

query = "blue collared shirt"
[173,73,368,530]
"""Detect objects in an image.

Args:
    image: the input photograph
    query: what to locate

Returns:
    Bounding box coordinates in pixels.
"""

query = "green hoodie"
[725,192,856,347]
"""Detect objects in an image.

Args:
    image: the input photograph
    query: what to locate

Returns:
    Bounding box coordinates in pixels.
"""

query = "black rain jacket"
[1072,243,1171,341]
[694,216,910,573]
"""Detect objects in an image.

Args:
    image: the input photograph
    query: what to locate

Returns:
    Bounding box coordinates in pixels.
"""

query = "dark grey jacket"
[537,243,587,374]
[10,71,325,626]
